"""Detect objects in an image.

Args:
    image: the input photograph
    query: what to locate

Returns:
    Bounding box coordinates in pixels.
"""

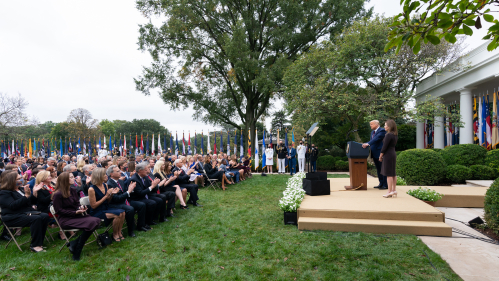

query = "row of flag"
[1,128,297,160]
[424,92,499,150]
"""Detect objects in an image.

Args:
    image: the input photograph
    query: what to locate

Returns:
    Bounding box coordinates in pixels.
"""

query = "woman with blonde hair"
[380,119,398,198]
[153,161,188,209]
[88,168,126,242]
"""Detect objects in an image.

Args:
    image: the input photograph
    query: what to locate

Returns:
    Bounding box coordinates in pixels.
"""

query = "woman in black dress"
[203,155,229,190]
[52,172,101,260]
[154,161,188,209]
[379,119,398,198]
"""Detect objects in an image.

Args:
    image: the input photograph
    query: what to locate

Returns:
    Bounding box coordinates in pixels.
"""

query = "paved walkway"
[419,207,499,281]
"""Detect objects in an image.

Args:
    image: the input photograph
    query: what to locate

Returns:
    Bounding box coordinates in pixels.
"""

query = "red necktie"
[371,131,375,139]
[148,176,159,194]
[117,181,130,206]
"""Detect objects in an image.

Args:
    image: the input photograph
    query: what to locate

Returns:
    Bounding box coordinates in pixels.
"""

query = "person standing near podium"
[362,120,387,189]
[287,143,297,175]
[297,141,306,172]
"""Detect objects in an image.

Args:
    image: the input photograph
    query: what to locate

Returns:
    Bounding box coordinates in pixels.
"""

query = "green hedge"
[446,165,472,184]
[397,149,446,185]
[317,155,335,170]
[484,178,499,232]
[485,149,499,172]
[395,124,416,151]
[470,165,497,180]
[439,144,487,167]
[335,160,349,170]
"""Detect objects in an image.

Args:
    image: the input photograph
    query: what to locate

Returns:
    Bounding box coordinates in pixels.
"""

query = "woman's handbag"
[97,231,112,247]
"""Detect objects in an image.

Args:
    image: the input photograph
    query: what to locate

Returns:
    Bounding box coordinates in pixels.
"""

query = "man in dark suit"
[106,165,148,236]
[129,162,169,225]
[309,144,319,172]
[172,159,202,207]
[287,144,297,175]
[363,120,387,189]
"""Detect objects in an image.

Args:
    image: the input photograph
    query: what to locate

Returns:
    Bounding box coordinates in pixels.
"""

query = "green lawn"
[327,174,350,178]
[0,175,460,280]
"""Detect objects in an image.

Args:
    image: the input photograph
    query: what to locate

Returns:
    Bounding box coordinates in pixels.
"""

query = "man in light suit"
[362,120,387,189]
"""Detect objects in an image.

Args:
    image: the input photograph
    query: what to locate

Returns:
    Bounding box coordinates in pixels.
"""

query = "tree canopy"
[387,0,499,53]
[134,0,371,154]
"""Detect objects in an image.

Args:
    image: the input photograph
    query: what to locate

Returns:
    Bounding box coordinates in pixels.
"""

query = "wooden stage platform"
[297,178,488,236]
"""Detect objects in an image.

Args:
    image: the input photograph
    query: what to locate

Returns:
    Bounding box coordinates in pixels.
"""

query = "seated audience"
[153,161,188,209]
[203,155,230,190]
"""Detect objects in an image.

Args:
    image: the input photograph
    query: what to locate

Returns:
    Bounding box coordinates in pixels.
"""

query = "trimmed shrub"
[316,155,335,170]
[470,165,497,180]
[340,156,348,161]
[485,149,499,171]
[335,160,349,170]
[446,165,472,184]
[484,178,499,232]
[439,144,487,167]
[397,149,446,185]
[396,124,416,151]
[430,148,442,153]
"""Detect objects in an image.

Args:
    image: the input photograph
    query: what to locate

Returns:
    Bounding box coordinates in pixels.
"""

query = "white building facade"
[415,41,499,149]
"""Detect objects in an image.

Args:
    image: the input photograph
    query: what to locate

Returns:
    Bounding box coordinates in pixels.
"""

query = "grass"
[0,175,460,280]
[327,174,350,178]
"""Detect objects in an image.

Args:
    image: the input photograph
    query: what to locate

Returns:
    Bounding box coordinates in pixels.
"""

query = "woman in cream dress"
[265,144,274,174]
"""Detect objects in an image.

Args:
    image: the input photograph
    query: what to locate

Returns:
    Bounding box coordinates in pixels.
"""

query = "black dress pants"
[160,191,176,209]
[149,194,167,220]
[132,198,157,225]
[373,157,387,187]
[110,200,146,234]
[2,212,49,247]
[180,183,199,203]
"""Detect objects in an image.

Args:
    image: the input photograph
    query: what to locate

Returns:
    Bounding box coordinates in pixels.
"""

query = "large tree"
[0,93,31,137]
[284,15,463,142]
[134,0,371,154]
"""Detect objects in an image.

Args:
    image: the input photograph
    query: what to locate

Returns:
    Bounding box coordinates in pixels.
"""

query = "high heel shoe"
[180,205,189,210]
[382,193,393,198]
[391,191,398,198]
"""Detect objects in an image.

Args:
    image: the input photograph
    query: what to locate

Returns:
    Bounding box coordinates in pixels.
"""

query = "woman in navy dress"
[87,168,125,242]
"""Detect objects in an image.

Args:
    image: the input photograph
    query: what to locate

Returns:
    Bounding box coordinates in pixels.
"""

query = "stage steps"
[298,217,452,237]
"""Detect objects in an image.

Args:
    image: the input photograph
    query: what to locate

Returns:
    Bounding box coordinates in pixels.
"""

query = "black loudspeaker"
[305,172,327,180]
[302,178,330,196]
[468,216,484,226]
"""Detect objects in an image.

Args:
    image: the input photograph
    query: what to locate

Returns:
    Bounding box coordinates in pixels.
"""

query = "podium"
[344,141,370,190]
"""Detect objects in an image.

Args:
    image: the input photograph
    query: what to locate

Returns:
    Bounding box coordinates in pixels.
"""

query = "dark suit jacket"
[107,178,129,205]
[129,173,153,200]
[203,163,219,177]
[35,188,52,214]
[171,166,190,184]
[288,148,296,159]
[0,189,37,217]
[367,127,386,158]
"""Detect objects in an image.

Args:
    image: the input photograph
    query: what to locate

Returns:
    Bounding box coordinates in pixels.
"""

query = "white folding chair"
[203,170,221,191]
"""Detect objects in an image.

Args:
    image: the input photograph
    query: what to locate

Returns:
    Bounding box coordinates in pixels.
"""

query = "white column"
[434,115,445,149]
[458,88,474,144]
[416,121,424,149]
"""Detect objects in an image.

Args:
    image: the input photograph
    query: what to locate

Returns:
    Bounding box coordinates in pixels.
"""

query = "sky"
[0,0,492,134]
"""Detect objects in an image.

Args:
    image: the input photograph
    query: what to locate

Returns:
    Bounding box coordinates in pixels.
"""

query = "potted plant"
[406,187,443,206]
[279,173,306,225]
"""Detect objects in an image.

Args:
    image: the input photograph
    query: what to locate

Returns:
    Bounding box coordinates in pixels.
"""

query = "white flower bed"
[278,172,307,212]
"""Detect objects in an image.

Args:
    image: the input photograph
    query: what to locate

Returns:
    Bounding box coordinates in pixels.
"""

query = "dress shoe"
[158,218,169,222]
[137,227,149,232]
[144,225,152,230]
[186,200,194,205]
[67,238,79,254]
[0,234,12,241]
[192,202,203,207]
[379,186,388,190]
[373,185,381,189]
[128,232,136,238]
[149,221,158,226]
[167,213,176,218]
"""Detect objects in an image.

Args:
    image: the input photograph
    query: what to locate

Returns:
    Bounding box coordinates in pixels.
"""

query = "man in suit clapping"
[362,120,387,189]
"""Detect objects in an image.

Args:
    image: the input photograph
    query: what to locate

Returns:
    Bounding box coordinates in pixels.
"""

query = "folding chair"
[203,170,221,191]
[0,207,51,251]
[79,196,114,234]
[50,205,99,253]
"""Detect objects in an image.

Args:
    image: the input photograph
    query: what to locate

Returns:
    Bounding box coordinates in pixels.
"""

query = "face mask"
[88,171,93,176]
[72,171,79,178]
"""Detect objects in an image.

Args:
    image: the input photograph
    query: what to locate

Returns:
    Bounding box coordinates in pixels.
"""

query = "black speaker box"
[305,172,327,180]
[302,178,330,196]
[468,216,484,226]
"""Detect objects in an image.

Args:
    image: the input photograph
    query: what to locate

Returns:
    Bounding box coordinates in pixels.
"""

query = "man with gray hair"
[106,165,147,236]
[43,157,56,169]
[80,164,94,196]
[362,120,387,189]
[129,162,171,225]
